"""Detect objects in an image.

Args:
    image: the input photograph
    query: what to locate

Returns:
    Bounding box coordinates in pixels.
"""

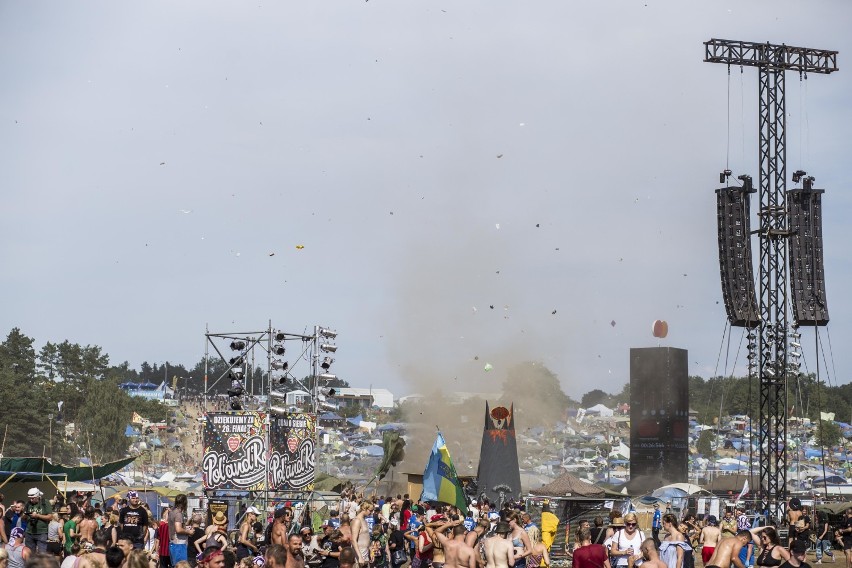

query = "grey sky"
[2,1,851,400]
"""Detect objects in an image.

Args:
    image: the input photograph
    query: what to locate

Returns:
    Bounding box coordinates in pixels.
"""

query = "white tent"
[586,404,614,417]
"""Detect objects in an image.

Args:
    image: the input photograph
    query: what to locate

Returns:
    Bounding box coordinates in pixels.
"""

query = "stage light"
[320,387,337,397]
[276,375,287,385]
[270,389,286,399]
[273,346,286,356]
[320,344,338,353]
[789,351,801,359]
[230,341,246,351]
[792,170,807,183]
[271,360,289,371]
[319,328,338,339]
[229,356,244,366]
[275,332,286,341]
[229,397,243,410]
[319,373,337,380]
[270,406,287,415]
[228,370,244,381]
[321,357,333,370]
[790,342,801,349]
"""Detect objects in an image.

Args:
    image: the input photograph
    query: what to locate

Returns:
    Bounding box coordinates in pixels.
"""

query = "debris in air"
[484,363,493,372]
[610,320,616,327]
[296,245,305,250]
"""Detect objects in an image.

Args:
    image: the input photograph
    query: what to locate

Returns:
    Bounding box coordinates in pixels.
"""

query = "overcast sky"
[2,1,851,400]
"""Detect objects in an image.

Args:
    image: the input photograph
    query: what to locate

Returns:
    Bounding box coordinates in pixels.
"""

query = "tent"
[529,472,608,498]
[125,425,140,437]
[585,404,614,417]
[0,456,137,483]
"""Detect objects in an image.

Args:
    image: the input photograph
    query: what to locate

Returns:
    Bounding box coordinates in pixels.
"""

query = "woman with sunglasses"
[659,515,691,568]
[750,527,790,568]
[610,514,646,568]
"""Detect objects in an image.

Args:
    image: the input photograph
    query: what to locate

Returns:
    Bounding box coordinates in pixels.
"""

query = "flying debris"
[610,320,616,327]
[484,363,493,372]
[552,310,557,315]
[296,245,305,250]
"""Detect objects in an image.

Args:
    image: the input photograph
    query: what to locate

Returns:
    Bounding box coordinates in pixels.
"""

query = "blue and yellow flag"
[420,433,468,515]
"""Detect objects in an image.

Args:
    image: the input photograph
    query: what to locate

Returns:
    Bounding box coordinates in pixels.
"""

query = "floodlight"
[230,341,246,351]
[792,170,807,183]
[320,344,338,353]
[271,360,289,371]
[270,406,288,415]
[319,373,337,380]
[319,328,338,339]
[229,356,244,366]
[320,387,337,397]
[270,389,287,399]
[789,351,801,359]
[228,370,244,381]
[276,375,287,385]
[790,342,801,349]
[273,346,286,356]
[321,357,333,370]
[275,332,286,341]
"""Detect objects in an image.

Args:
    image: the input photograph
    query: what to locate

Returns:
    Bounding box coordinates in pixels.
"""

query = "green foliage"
[815,420,842,449]
[696,429,716,457]
[581,389,610,408]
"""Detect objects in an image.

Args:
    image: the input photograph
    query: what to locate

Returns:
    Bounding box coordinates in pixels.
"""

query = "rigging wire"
[815,326,829,497]
[726,64,731,171]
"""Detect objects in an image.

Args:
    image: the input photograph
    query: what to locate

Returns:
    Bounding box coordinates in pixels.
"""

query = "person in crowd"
[105,545,125,568]
[652,505,663,548]
[482,522,515,568]
[539,505,558,554]
[814,508,835,564]
[572,527,606,568]
[628,539,665,568]
[506,512,532,568]
[157,509,171,568]
[387,520,406,568]
[196,513,229,554]
[751,527,790,568]
[699,515,721,565]
[168,495,192,565]
[78,528,111,568]
[236,508,260,560]
[658,514,691,568]
[285,534,304,568]
[781,540,812,568]
[4,528,30,568]
[23,489,52,554]
[367,524,389,568]
[609,513,645,568]
[299,526,321,568]
[46,511,64,559]
[61,543,82,568]
[350,504,374,568]
[524,523,550,568]
[120,493,150,551]
[721,511,738,540]
[79,509,99,545]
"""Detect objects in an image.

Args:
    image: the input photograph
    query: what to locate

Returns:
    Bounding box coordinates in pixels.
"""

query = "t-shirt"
[320,537,340,568]
[119,506,150,545]
[63,520,77,553]
[589,527,606,545]
[60,555,78,568]
[25,501,52,535]
[574,544,609,568]
[168,509,187,543]
[158,521,171,557]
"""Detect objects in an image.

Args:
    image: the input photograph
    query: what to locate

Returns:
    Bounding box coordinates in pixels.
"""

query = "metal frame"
[705,39,838,518]
[201,322,338,527]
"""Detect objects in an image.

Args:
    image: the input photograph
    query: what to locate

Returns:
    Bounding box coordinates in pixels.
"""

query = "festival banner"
[269,413,316,492]
[202,411,268,491]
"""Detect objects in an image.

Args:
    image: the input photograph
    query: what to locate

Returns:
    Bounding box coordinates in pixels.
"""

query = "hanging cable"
[815,326,829,498]
[726,64,731,171]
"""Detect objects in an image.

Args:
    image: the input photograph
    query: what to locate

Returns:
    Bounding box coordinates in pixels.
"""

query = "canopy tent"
[0,456,137,483]
[529,472,609,498]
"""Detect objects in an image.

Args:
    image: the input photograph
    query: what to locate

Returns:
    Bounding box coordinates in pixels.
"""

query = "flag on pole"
[421,432,468,515]
[735,479,749,503]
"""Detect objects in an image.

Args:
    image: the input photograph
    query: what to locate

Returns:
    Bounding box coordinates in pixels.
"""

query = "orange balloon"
[652,320,668,338]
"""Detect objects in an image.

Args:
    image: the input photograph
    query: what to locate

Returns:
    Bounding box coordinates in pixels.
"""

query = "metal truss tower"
[705,39,838,516]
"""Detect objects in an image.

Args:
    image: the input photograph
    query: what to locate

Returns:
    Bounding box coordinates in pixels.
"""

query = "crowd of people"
[567,499,852,568]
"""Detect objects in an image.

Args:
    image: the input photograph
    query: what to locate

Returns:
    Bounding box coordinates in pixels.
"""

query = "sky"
[2,1,851,401]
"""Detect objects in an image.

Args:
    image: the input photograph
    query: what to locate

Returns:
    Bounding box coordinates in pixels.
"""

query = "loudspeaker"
[788,186,829,326]
[629,347,689,494]
[716,185,759,327]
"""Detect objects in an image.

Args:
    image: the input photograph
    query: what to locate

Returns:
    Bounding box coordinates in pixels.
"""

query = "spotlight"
[273,346,286,356]
[270,389,287,399]
[276,375,287,385]
[792,170,807,183]
[227,370,244,381]
[271,360,289,371]
[747,342,756,350]
[789,331,802,339]
[270,405,287,415]
[229,397,243,410]
[321,357,333,370]
[230,340,246,351]
[320,387,337,397]
[275,332,286,341]
[790,342,801,349]
[229,356,244,366]
[319,328,338,339]
[319,373,337,380]
[789,352,801,359]
[320,344,338,353]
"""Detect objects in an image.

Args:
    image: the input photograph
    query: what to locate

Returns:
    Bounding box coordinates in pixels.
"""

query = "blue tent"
[149,438,163,448]
[346,415,364,427]
[125,425,140,437]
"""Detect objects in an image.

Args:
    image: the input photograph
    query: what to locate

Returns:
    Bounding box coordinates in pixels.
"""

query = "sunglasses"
[626,523,638,527]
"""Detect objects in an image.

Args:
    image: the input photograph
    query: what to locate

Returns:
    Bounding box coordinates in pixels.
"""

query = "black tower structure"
[628,347,689,494]
[477,402,522,508]
[705,39,838,517]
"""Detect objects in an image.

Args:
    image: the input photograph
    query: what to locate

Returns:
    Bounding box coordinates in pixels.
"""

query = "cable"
[815,326,829,498]
[727,65,731,171]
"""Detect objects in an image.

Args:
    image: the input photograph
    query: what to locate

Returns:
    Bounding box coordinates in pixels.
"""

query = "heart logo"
[227,436,241,452]
[287,437,299,453]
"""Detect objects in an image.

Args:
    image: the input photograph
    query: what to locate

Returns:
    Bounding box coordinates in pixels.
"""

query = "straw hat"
[610,517,625,527]
[212,511,228,526]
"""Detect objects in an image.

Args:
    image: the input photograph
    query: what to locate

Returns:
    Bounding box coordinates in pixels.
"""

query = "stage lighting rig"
[230,340,246,351]
[318,328,338,339]
[321,357,333,370]
[320,344,338,353]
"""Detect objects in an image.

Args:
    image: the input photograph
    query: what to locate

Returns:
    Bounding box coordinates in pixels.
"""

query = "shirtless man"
[705,531,751,568]
[699,516,722,565]
[432,520,479,568]
[79,508,99,545]
[286,533,306,568]
[628,539,666,568]
[79,528,111,568]
[272,508,296,546]
[483,522,516,568]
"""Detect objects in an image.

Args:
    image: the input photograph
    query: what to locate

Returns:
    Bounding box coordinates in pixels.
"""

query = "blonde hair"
[623,513,638,523]
[127,550,149,568]
[527,525,541,543]
[0,548,9,562]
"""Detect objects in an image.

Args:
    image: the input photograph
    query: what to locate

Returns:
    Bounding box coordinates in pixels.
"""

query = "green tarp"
[0,456,137,482]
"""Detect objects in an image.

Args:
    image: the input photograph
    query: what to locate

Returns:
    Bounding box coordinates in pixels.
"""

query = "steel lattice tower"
[705,39,838,516]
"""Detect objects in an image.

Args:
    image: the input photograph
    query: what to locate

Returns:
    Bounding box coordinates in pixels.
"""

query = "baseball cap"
[430,514,445,523]
[27,488,41,498]
[10,527,24,540]
[127,491,139,499]
[246,506,260,515]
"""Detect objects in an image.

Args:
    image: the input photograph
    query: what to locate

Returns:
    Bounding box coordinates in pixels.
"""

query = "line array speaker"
[716,184,759,327]
[788,183,829,326]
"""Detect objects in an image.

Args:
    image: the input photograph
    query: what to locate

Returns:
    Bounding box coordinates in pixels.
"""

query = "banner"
[269,413,316,492]
[203,411,268,491]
